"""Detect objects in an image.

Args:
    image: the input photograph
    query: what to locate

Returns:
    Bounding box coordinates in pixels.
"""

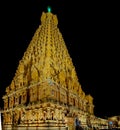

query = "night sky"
[0,0,119,118]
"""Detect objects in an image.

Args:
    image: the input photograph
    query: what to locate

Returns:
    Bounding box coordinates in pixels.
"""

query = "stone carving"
[53,15,58,25]
[59,71,66,87]
[5,86,10,94]
[41,12,46,24]
[10,80,15,90]
[31,65,39,82]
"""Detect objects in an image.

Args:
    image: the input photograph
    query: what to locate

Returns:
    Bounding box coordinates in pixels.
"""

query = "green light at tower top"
[47,6,51,12]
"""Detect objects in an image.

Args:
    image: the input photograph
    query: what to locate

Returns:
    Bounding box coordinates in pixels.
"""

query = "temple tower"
[2,8,94,130]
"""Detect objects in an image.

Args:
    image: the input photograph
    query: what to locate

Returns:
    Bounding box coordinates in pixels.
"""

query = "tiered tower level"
[2,10,94,130]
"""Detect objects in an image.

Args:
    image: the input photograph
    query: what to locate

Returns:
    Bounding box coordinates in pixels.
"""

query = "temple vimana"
[2,8,108,130]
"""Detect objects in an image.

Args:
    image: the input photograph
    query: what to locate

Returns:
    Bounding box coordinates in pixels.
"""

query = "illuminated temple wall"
[2,10,95,130]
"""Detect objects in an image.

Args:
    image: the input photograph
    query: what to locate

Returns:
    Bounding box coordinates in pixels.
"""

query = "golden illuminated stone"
[2,10,107,130]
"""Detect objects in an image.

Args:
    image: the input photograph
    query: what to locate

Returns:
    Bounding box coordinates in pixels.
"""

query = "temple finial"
[47,6,51,12]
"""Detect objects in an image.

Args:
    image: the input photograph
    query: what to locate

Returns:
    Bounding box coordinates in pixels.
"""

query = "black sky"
[0,0,119,118]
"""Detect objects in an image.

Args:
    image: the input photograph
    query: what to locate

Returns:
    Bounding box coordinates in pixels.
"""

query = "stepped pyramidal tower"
[2,8,95,130]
